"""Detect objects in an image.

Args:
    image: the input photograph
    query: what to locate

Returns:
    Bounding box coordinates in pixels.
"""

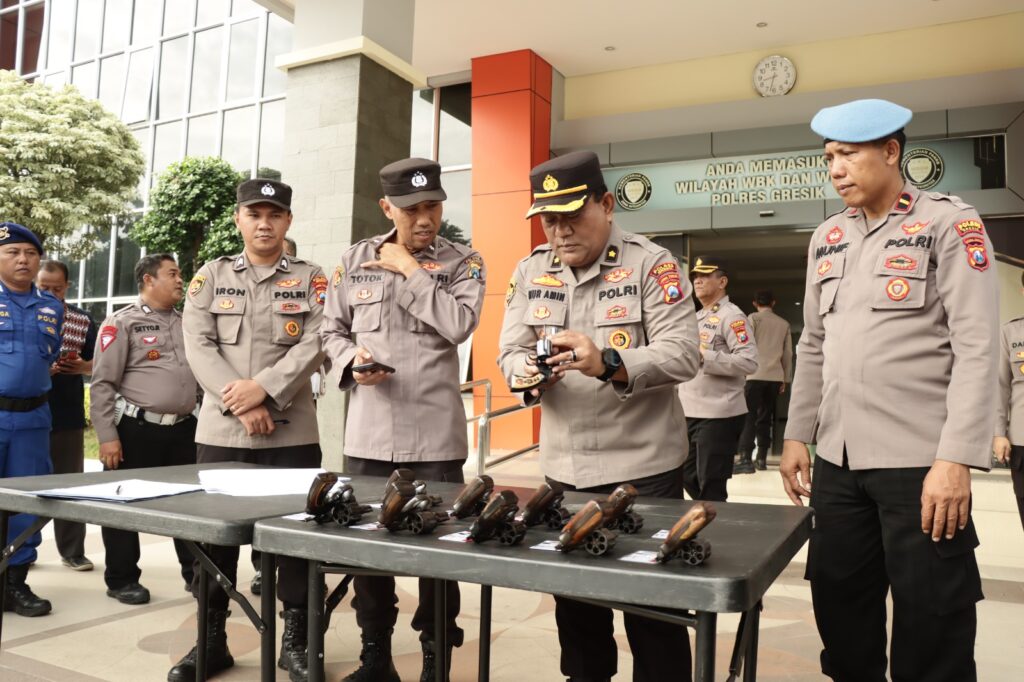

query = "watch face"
[753,55,796,97]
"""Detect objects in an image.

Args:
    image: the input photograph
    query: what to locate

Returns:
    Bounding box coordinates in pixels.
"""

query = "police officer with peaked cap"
[498,151,701,682]
[781,99,998,681]
[0,222,63,617]
[677,255,758,501]
[321,158,486,682]
[89,254,199,606]
[994,271,1024,532]
[176,179,327,682]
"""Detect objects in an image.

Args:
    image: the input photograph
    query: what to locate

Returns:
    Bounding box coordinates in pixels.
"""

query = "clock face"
[753,55,796,97]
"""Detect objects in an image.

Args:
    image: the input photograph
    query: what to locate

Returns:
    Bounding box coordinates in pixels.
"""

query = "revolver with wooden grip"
[387,468,443,508]
[656,502,717,565]
[600,483,644,534]
[305,472,373,526]
[520,482,571,529]
[468,490,527,545]
[556,484,644,556]
[378,479,450,535]
[451,475,494,519]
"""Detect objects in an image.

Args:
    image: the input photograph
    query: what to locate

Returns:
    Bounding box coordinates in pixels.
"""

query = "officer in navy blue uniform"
[0,222,64,617]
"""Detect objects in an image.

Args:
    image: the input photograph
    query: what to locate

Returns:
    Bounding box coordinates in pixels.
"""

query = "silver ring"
[570,349,578,363]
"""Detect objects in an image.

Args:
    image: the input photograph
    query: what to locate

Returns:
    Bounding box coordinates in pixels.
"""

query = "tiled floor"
[1,452,1022,681]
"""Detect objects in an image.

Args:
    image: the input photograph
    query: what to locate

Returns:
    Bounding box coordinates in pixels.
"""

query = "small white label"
[438,530,473,543]
[530,540,561,551]
[619,550,660,564]
[368,503,382,510]
[651,529,669,540]
[351,522,382,531]
[282,512,313,521]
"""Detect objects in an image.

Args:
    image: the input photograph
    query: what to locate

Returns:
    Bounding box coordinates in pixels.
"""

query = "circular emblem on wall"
[901,147,944,191]
[614,172,652,211]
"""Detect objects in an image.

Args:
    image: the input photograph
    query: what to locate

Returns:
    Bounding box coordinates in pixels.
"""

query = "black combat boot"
[733,451,755,474]
[341,629,401,682]
[278,608,309,681]
[755,448,769,470]
[420,638,454,682]
[167,610,234,681]
[4,563,51,617]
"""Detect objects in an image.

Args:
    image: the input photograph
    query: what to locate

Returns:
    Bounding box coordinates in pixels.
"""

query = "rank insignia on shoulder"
[188,274,206,297]
[886,277,910,301]
[146,349,160,361]
[710,303,721,313]
[609,329,632,350]
[510,374,544,392]
[605,246,618,260]
[604,268,632,283]
[826,226,844,245]
[901,221,929,235]
[532,274,564,288]
[504,277,517,308]
[894,192,913,212]
[961,235,989,272]
[284,320,301,337]
[730,320,749,344]
[218,299,234,310]
[333,265,344,287]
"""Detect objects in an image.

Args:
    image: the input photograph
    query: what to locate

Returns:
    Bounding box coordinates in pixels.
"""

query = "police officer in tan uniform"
[678,256,757,501]
[175,179,326,682]
[321,158,485,682]
[781,99,998,682]
[499,151,700,682]
[90,254,197,605]
[994,272,1024,531]
[736,289,793,472]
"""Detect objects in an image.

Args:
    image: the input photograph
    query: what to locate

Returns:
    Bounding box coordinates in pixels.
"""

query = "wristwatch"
[597,348,622,382]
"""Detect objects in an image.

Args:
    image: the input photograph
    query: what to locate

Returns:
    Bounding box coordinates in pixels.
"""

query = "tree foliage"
[0,70,145,258]
[130,156,244,280]
[439,219,469,246]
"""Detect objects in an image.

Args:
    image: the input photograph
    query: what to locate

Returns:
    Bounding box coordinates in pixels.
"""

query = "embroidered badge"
[504,277,517,308]
[604,268,633,284]
[146,349,160,361]
[218,299,234,310]
[708,316,721,324]
[357,289,372,300]
[825,226,844,245]
[901,221,929,235]
[276,278,301,288]
[411,171,428,188]
[1016,351,1024,360]
[45,326,56,335]
[465,256,483,280]
[141,335,158,345]
[279,302,302,312]
[284,320,301,337]
[421,261,442,271]
[542,174,559,192]
[609,329,632,350]
[961,235,989,272]
[730,320,749,344]
[699,331,710,342]
[99,325,117,351]
[333,265,345,288]
[533,306,551,320]
[606,305,627,320]
[649,262,683,304]
[894,192,913,212]
[532,274,564,288]
[886,277,910,301]
[885,254,918,271]
[188,274,206,297]
[817,260,833,277]
[312,274,328,304]
[40,306,56,315]
[954,219,984,237]
[648,262,677,279]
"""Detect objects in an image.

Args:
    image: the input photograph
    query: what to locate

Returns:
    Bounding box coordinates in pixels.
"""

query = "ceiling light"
[604,46,616,51]
[756,22,768,28]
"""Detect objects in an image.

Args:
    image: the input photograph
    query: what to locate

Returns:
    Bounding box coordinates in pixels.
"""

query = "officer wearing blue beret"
[0,221,64,617]
[781,99,997,681]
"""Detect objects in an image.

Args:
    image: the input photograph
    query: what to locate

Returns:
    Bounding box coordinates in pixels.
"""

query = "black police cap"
[526,151,606,219]
[237,179,292,211]
[690,255,728,278]
[379,158,447,208]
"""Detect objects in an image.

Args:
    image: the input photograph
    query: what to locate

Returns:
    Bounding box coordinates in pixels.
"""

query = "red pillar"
[470,50,552,450]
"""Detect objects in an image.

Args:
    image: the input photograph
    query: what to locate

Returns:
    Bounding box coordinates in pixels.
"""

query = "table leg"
[309,560,325,682]
[478,584,492,682]
[743,604,760,682]
[434,579,447,682]
[260,551,276,682]
[196,544,209,682]
[694,611,717,682]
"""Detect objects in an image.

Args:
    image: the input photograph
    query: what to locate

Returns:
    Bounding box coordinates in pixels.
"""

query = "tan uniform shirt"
[321,230,486,462]
[786,184,999,469]
[996,318,1024,445]
[678,296,758,419]
[89,299,198,444]
[746,308,793,383]
[498,225,700,488]
[183,253,326,449]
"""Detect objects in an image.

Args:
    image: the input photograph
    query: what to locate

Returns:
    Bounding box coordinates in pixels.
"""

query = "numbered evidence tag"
[530,539,561,551]
[438,530,473,543]
[619,550,660,564]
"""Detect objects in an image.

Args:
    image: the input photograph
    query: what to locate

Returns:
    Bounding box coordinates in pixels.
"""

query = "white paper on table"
[530,540,561,551]
[199,468,335,497]
[350,522,383,531]
[33,479,204,502]
[281,512,314,521]
[438,530,473,543]
[651,529,669,540]
[619,550,660,564]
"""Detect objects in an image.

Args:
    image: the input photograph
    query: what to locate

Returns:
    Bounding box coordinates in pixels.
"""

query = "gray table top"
[253,475,812,613]
[0,463,310,545]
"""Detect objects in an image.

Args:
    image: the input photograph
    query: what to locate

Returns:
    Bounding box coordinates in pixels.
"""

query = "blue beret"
[0,222,44,254]
[811,99,913,143]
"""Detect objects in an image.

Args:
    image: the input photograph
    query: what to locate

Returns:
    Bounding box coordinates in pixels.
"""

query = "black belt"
[0,393,49,412]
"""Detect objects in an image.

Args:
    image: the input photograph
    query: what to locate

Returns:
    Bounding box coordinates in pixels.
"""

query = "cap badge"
[0,226,8,240]
[411,171,428,188]
[542,175,559,192]
[261,183,276,197]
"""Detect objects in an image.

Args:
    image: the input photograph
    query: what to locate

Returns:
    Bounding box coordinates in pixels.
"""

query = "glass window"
[190,26,221,113]
[226,18,257,101]
[66,258,81,301]
[152,120,183,178]
[131,126,150,205]
[221,106,254,173]
[0,1,17,9]
[186,113,218,157]
[74,0,103,61]
[1,11,16,72]
[231,0,262,17]
[83,231,112,299]
[439,170,472,243]
[438,83,471,167]
[112,227,142,296]
[98,53,126,114]
[20,3,44,74]
[163,0,195,37]
[102,0,132,52]
[196,0,229,25]
[157,37,188,119]
[82,300,108,323]
[123,47,154,123]
[131,0,160,47]
[257,99,284,176]
[45,0,74,70]
[43,70,66,87]
[71,61,97,98]
[262,12,290,97]
[410,89,434,159]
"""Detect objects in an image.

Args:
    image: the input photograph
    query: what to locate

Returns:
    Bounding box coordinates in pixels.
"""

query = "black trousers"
[344,456,465,646]
[1012,446,1024,530]
[682,415,746,502]
[806,456,982,682]
[737,380,780,460]
[50,428,86,559]
[548,465,691,682]
[101,416,197,589]
[194,443,322,610]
